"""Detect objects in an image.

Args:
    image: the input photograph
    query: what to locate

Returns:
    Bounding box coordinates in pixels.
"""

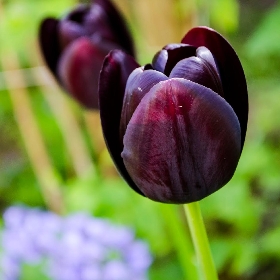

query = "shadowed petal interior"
[163,44,196,76]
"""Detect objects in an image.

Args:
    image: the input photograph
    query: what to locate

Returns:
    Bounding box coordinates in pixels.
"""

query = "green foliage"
[245,2,280,60]
[21,261,51,280]
[210,0,239,33]
[0,0,76,55]
[65,173,173,257]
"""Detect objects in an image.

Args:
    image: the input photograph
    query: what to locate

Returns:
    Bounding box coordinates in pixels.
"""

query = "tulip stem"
[184,202,218,280]
[160,204,198,280]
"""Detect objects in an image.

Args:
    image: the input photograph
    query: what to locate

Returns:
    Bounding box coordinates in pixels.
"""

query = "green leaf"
[245,3,280,58]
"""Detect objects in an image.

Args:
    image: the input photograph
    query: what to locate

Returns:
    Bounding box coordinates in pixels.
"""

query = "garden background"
[1,0,280,279]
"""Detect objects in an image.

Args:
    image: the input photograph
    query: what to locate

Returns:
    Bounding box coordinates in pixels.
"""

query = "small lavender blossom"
[0,206,153,280]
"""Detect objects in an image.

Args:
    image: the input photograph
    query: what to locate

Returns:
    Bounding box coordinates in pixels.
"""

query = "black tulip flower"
[39,0,135,109]
[99,26,248,203]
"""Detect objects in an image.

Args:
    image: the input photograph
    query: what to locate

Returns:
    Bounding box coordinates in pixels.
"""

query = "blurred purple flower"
[99,26,248,203]
[0,206,152,280]
[39,0,135,109]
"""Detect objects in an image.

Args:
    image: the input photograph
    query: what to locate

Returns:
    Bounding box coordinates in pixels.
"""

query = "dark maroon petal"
[58,19,87,50]
[99,50,142,195]
[93,0,135,56]
[120,69,168,138]
[85,3,117,42]
[122,78,241,203]
[196,46,220,76]
[164,44,197,76]
[39,18,60,76]
[182,26,248,148]
[152,44,197,75]
[58,38,106,109]
[152,50,168,73]
[59,3,115,45]
[169,57,224,96]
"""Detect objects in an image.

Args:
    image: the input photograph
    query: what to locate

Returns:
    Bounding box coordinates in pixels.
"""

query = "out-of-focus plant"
[39,0,135,108]
[0,205,152,280]
[244,2,280,77]
[4,0,280,279]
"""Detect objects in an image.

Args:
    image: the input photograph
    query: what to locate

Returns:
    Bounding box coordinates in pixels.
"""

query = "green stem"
[184,202,218,280]
[160,204,198,280]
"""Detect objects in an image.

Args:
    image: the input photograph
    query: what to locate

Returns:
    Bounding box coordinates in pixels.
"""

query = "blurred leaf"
[65,173,172,256]
[231,239,258,276]
[0,0,76,54]
[149,254,184,280]
[211,237,236,271]
[260,226,280,259]
[245,3,280,59]
[201,176,260,236]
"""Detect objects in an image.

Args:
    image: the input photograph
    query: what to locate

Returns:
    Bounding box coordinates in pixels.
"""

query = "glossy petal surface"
[182,26,248,148]
[122,79,241,203]
[39,18,60,76]
[99,50,142,194]
[169,57,223,96]
[120,69,168,138]
[58,38,108,109]
[152,50,168,73]
[196,46,220,76]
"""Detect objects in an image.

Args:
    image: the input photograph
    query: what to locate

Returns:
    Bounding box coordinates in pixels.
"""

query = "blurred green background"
[1,0,280,279]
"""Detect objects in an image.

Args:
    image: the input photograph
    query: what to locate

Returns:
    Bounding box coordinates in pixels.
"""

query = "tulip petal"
[99,50,143,195]
[196,46,220,76]
[94,0,135,56]
[58,16,88,50]
[122,78,241,203]
[163,44,197,76]
[58,38,108,109]
[39,18,60,76]
[85,3,118,43]
[64,3,89,23]
[169,57,224,96]
[182,26,248,148]
[152,50,168,73]
[120,69,168,138]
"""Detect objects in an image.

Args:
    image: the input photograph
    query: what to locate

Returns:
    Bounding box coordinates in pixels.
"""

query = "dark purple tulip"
[99,26,248,203]
[39,0,135,109]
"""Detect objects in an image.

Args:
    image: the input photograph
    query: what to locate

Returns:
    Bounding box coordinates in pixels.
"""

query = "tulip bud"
[39,0,135,109]
[99,26,248,204]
